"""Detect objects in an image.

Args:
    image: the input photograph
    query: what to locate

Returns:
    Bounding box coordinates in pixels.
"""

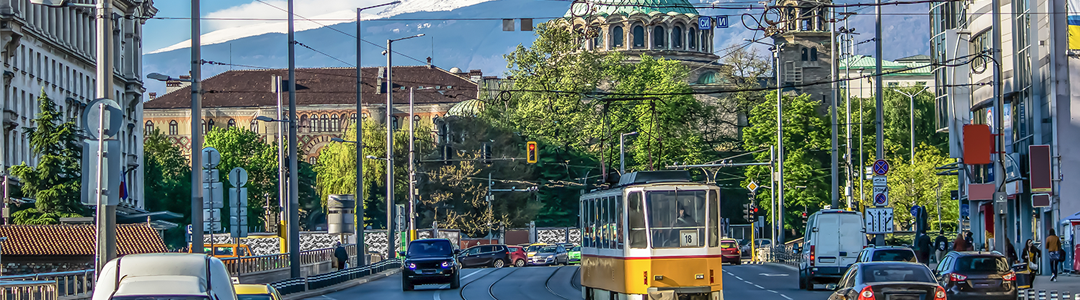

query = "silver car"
[528,245,569,266]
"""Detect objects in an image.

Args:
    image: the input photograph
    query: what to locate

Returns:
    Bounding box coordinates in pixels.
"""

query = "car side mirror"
[825,283,838,291]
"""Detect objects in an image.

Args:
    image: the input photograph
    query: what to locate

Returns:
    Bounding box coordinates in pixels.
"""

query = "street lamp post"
[384,33,424,260]
[356,1,400,266]
[895,86,928,165]
[620,132,638,174]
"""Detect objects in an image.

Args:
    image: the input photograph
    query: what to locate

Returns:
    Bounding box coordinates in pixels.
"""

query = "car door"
[829,267,858,300]
[461,246,481,267]
[479,246,497,266]
[557,246,568,263]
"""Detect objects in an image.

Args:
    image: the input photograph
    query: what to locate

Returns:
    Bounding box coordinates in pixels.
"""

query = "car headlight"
[408,263,417,269]
[441,261,451,268]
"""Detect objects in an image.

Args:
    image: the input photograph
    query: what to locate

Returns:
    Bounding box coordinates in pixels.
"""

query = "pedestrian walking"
[963,231,975,251]
[934,231,949,263]
[1024,239,1041,269]
[333,241,349,270]
[916,230,932,265]
[953,233,968,252]
[1047,229,1062,281]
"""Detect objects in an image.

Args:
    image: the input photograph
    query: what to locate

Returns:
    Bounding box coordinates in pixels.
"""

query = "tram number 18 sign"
[680,230,698,247]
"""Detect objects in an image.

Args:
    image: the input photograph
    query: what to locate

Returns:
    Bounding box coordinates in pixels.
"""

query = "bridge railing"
[0,270,93,299]
[270,259,400,295]
[769,243,802,267]
[219,245,351,274]
[0,280,58,300]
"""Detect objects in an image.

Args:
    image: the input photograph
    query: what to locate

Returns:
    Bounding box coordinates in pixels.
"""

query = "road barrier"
[769,244,802,268]
[1020,289,1080,300]
[0,270,93,299]
[0,280,58,300]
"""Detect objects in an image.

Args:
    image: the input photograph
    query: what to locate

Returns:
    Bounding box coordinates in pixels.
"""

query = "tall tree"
[9,91,86,224]
[859,145,959,232]
[143,129,192,248]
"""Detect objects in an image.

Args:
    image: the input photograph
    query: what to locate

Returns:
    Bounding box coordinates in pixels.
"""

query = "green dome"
[447,99,485,117]
[566,0,699,17]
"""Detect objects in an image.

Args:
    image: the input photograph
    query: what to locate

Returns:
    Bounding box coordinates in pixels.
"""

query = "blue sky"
[144,1,240,52]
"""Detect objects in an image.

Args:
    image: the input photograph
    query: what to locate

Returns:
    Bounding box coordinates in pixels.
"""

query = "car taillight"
[1002,272,1016,281]
[934,286,947,300]
[857,286,874,300]
[949,273,967,282]
[809,245,816,266]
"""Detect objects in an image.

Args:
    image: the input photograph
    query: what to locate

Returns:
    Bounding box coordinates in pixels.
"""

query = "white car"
[92,253,237,300]
[798,209,866,290]
[740,239,773,257]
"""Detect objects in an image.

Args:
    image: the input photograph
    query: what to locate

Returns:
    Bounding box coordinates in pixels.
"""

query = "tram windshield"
[646,190,707,248]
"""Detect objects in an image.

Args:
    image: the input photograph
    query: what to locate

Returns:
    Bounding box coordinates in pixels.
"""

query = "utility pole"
[274,75,286,253]
[896,86,928,165]
[991,0,1006,254]
[775,44,786,243]
[770,146,777,248]
[873,0,885,246]
[386,39,396,261]
[830,8,839,209]
[844,8,853,210]
[408,88,416,244]
[190,0,204,256]
[287,0,302,278]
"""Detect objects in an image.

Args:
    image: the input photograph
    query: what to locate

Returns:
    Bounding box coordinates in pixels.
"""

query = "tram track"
[456,266,518,300]
[543,266,573,300]
[486,267,522,300]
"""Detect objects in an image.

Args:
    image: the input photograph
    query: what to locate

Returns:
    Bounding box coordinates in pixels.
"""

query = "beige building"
[838,55,934,99]
[142,66,480,163]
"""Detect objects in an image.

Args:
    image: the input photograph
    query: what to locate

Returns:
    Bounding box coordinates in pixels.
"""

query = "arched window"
[144,120,153,133]
[207,119,215,133]
[810,47,818,61]
[321,114,329,132]
[672,26,683,49]
[169,120,178,135]
[330,114,339,131]
[352,113,358,125]
[612,26,624,48]
[592,28,604,50]
[432,115,440,125]
[653,26,666,49]
[801,48,809,61]
[688,28,697,49]
[309,157,317,164]
[700,33,709,52]
[300,115,308,133]
[632,25,645,48]
[227,119,236,129]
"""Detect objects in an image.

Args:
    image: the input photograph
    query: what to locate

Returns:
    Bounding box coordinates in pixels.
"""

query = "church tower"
[772,0,834,101]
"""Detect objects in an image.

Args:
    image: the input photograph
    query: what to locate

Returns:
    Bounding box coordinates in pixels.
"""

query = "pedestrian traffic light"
[526,141,538,164]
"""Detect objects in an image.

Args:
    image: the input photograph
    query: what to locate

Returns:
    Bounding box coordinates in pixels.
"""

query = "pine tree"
[9,90,86,224]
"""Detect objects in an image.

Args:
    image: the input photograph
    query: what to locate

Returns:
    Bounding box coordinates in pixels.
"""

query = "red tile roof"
[144,66,479,109]
[0,223,169,256]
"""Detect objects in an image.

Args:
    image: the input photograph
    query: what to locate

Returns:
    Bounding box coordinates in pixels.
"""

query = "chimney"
[148,92,157,100]
[427,57,432,68]
[165,75,193,94]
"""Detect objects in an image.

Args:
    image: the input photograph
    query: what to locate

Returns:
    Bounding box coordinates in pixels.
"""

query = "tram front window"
[646,190,707,248]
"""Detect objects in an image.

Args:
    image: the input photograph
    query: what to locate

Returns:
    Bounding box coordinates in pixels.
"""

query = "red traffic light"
[801,212,807,218]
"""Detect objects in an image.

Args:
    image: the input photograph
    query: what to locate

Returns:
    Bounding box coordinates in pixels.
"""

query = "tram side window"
[647,190,707,248]
[582,200,590,248]
[708,190,720,247]
[628,192,647,249]
[588,199,596,248]
[616,195,624,249]
[608,196,616,249]
[600,197,609,249]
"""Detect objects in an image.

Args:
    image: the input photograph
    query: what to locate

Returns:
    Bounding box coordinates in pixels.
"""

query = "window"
[207,119,215,132]
[599,197,608,249]
[612,26,624,48]
[227,119,236,129]
[688,28,697,49]
[887,82,900,88]
[708,190,719,247]
[861,264,936,283]
[250,120,258,132]
[700,32,709,52]
[647,190,707,248]
[330,114,339,131]
[810,47,818,61]
[351,113,358,125]
[801,47,809,61]
[592,28,604,50]
[169,120,178,135]
[632,25,645,48]
[672,26,683,48]
[144,121,153,133]
[201,120,206,134]
[628,192,646,248]
[582,199,591,247]
[321,114,329,132]
[653,26,666,49]
[971,31,990,72]
[393,116,399,130]
[615,195,623,249]
[300,115,308,133]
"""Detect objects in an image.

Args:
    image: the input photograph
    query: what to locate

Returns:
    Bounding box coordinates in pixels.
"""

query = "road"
[306,262,833,300]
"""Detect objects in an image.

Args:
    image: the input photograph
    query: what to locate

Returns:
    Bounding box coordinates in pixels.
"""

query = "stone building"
[772,0,834,101]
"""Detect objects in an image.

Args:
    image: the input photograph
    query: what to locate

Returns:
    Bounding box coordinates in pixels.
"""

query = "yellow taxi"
[524,243,549,258]
[234,283,282,300]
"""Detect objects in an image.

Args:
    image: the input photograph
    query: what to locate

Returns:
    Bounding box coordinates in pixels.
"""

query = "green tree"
[859,145,958,232]
[742,93,831,236]
[143,129,192,249]
[9,91,86,224]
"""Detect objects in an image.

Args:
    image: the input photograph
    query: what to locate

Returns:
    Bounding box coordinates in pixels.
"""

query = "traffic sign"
[872,175,887,186]
[716,16,729,28]
[228,167,249,187]
[202,208,221,222]
[746,181,759,193]
[865,207,894,234]
[83,98,123,140]
[874,193,888,206]
[697,16,712,30]
[202,147,221,169]
[873,159,890,175]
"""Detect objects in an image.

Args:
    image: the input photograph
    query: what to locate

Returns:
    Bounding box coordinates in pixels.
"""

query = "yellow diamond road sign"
[746,181,759,192]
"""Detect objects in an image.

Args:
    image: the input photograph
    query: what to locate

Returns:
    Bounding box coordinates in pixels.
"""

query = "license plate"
[885,295,922,300]
[974,283,993,288]
[421,269,436,274]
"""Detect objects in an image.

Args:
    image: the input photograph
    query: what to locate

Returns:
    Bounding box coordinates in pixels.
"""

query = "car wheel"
[402,278,413,291]
[515,259,526,267]
[450,273,461,289]
[798,271,806,289]
[493,259,506,268]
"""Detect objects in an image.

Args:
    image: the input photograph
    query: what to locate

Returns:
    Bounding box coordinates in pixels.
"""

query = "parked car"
[825,262,945,300]
[799,210,867,290]
[458,244,513,268]
[529,245,569,266]
[401,238,460,291]
[188,243,254,259]
[92,253,237,300]
[721,238,742,265]
[932,251,1016,300]
[235,283,282,300]
[857,246,918,263]
[525,243,549,259]
[568,246,581,264]
[740,239,772,257]
[507,245,528,267]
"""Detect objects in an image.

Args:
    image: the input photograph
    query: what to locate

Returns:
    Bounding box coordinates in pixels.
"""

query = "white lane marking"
[780,295,793,300]
[758,273,789,277]
[767,290,779,294]
[461,269,485,279]
[753,284,764,289]
[734,276,743,280]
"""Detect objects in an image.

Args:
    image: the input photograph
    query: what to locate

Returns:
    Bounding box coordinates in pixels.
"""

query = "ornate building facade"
[0,0,157,210]
[772,0,834,101]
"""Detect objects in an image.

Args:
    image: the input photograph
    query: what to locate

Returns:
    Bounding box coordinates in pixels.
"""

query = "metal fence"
[0,280,58,300]
[270,259,400,295]
[0,270,93,299]
[1020,289,1080,300]
[768,243,802,267]
[219,245,353,274]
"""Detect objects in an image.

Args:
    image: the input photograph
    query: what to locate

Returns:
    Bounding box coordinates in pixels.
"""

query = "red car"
[721,239,742,265]
[507,245,528,267]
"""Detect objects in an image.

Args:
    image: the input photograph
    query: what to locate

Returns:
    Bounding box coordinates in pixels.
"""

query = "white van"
[92,253,237,300]
[798,209,866,290]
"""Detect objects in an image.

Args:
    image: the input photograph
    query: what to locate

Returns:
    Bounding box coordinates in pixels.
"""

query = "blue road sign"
[960,203,970,217]
[873,159,890,175]
[874,193,888,206]
[697,16,712,30]
[716,16,729,28]
[910,205,920,218]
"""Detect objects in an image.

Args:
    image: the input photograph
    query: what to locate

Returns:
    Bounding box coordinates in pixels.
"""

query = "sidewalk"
[1027,273,1080,294]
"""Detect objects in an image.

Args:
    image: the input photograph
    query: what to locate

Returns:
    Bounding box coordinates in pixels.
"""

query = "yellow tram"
[580,171,724,300]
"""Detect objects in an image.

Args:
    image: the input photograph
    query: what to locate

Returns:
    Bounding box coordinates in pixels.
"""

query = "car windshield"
[407,240,453,258]
[720,241,737,249]
[872,249,917,262]
[862,264,935,283]
[237,296,274,300]
[956,256,1010,273]
[202,247,234,256]
[572,246,580,251]
[527,245,544,252]
[539,246,557,253]
[646,190,707,248]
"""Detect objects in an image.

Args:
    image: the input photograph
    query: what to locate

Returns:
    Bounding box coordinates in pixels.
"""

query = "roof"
[0,223,168,256]
[447,99,485,117]
[895,54,931,63]
[144,66,478,110]
[839,55,908,70]
[566,0,698,17]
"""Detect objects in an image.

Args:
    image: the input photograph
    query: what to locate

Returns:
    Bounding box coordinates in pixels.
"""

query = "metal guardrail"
[0,270,93,299]
[1020,289,1080,300]
[219,244,354,275]
[269,259,400,295]
[0,280,59,300]
[768,244,802,267]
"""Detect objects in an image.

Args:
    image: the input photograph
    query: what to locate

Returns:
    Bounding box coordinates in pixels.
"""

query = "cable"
[294,41,356,67]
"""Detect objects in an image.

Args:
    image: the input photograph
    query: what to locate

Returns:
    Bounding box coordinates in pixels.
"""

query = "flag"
[119,172,128,200]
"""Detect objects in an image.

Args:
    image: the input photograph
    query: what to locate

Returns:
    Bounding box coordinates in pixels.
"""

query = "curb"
[282,269,400,300]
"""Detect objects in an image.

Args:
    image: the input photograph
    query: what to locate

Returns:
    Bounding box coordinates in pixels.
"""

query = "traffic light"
[526,141,538,163]
[482,143,492,164]
[743,203,754,222]
[801,211,808,224]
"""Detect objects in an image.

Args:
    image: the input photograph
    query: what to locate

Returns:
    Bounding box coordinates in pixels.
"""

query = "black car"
[856,246,918,263]
[459,244,512,268]
[932,252,1017,300]
[826,262,945,300]
[401,238,460,291]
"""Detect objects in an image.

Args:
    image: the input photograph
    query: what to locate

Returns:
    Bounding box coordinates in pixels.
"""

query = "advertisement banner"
[1070,0,1080,49]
